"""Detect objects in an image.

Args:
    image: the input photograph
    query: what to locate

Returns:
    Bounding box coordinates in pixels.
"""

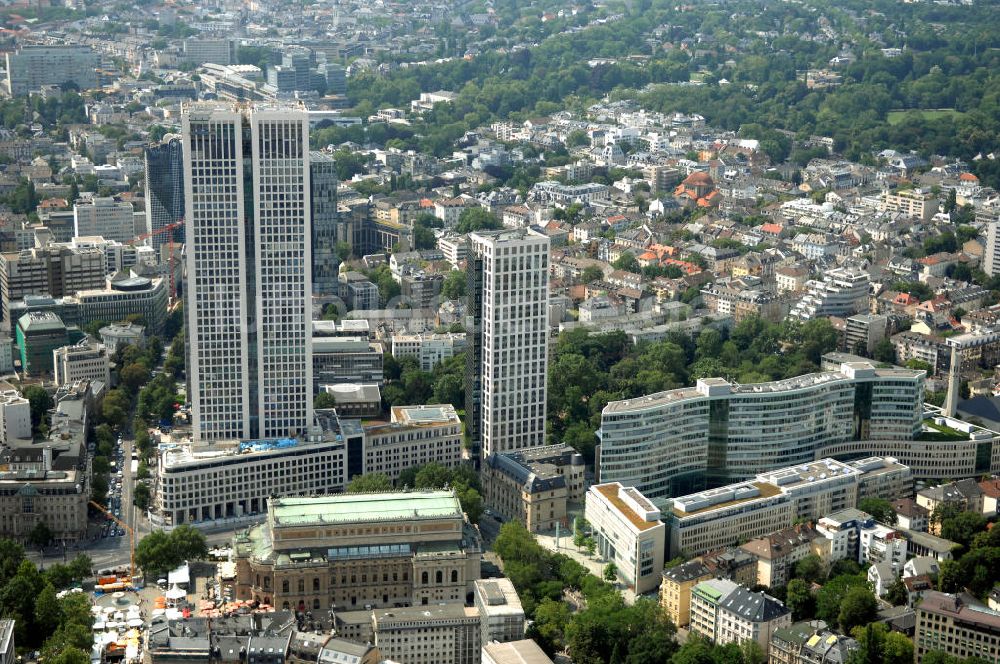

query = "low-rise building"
[372,604,481,664]
[659,561,713,628]
[391,333,467,371]
[585,483,666,594]
[473,578,525,645]
[98,321,144,351]
[769,620,858,664]
[881,188,937,222]
[740,524,824,589]
[311,336,384,392]
[233,489,481,612]
[690,579,790,650]
[482,444,585,533]
[16,312,75,376]
[361,405,463,483]
[481,640,553,664]
[0,391,31,445]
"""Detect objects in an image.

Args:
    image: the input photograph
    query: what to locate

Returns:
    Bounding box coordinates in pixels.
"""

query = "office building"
[67,236,142,276]
[183,104,312,441]
[73,198,136,244]
[372,605,480,664]
[311,336,383,393]
[153,414,355,527]
[360,405,462,483]
[660,561,713,628]
[78,272,168,334]
[466,228,549,459]
[482,444,586,533]
[585,483,666,593]
[53,337,110,387]
[473,578,525,645]
[318,383,381,418]
[5,45,98,96]
[16,312,77,376]
[985,222,1000,277]
[665,458,909,558]
[181,38,237,66]
[0,244,105,324]
[0,391,31,445]
[339,272,380,311]
[482,640,553,664]
[144,136,186,251]
[232,489,481,611]
[98,321,144,352]
[598,361,923,501]
[310,151,340,296]
[391,332,466,371]
[789,267,870,321]
[915,592,1000,662]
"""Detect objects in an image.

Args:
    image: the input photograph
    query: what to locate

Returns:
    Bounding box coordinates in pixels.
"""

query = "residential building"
[340,272,380,311]
[53,337,110,387]
[775,266,810,294]
[845,314,888,356]
[740,524,823,588]
[466,229,549,459]
[473,578,525,645]
[438,233,469,268]
[391,333,466,371]
[585,483,666,594]
[98,321,144,351]
[183,104,312,441]
[311,336,383,393]
[769,621,858,664]
[482,444,586,533]
[915,592,1000,662]
[360,405,463,483]
[598,361,923,501]
[481,640,553,664]
[0,391,31,444]
[144,136,186,251]
[984,221,1000,277]
[666,458,908,558]
[152,413,356,527]
[73,198,136,244]
[5,45,98,96]
[700,281,790,323]
[435,198,475,228]
[715,585,791,651]
[310,151,340,296]
[372,604,480,664]
[881,188,937,222]
[892,498,929,532]
[0,244,105,324]
[690,579,739,643]
[789,268,870,320]
[659,561,713,628]
[232,489,481,611]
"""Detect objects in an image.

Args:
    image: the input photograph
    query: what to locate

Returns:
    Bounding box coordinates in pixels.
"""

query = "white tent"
[165,585,186,600]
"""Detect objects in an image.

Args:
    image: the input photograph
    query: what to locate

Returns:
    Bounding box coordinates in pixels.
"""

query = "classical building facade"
[482,444,585,533]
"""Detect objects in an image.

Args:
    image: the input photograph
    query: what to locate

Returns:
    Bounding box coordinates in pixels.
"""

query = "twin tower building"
[180,104,550,459]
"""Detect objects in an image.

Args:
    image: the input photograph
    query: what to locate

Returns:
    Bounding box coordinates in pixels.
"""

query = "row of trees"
[133,525,207,580]
[345,461,483,523]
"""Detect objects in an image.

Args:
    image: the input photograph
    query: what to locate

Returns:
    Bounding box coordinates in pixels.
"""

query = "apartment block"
[585,483,666,594]
[845,314,888,355]
[915,592,1000,662]
[659,561,713,628]
[233,490,481,613]
[881,188,937,222]
[360,405,462,482]
[789,268,870,321]
[482,444,585,533]
[770,621,858,664]
[5,45,98,96]
[0,245,105,324]
[599,361,923,501]
[73,198,136,244]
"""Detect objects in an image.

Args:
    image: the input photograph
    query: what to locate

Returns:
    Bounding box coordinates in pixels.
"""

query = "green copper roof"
[271,490,461,527]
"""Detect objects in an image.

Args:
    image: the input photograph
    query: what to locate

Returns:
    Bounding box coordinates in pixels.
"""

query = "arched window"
[313,578,320,592]
[435,570,443,584]
[421,571,428,585]
[298,579,304,593]
[451,570,458,583]
[282,580,289,593]
[263,577,270,590]
[313,598,320,610]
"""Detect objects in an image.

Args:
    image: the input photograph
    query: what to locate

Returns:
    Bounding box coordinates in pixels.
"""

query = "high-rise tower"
[144,136,186,250]
[183,104,312,442]
[466,228,550,460]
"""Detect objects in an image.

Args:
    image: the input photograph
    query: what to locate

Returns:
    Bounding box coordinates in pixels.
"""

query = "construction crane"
[89,500,136,583]
[129,220,184,302]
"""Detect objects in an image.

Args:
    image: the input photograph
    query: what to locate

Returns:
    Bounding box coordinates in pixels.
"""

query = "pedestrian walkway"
[534,531,638,605]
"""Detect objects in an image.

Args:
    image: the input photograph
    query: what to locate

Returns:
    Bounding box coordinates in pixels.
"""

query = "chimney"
[944,344,961,418]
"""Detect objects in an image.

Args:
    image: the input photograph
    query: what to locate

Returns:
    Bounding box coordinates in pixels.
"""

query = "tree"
[794,554,825,582]
[581,265,604,284]
[940,511,987,551]
[785,578,815,620]
[885,578,908,607]
[441,269,467,300]
[171,525,208,561]
[34,582,61,636]
[314,392,337,409]
[133,482,150,510]
[46,649,89,664]
[22,385,53,435]
[612,253,639,273]
[873,339,896,363]
[851,622,913,664]
[603,563,617,583]
[346,473,393,493]
[336,242,352,262]
[530,598,571,656]
[119,362,151,394]
[134,526,207,578]
[29,521,53,550]
[858,498,897,525]
[839,586,878,634]
[454,208,501,233]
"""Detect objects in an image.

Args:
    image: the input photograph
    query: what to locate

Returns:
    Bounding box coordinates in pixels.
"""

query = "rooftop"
[270,490,462,528]
[593,483,661,531]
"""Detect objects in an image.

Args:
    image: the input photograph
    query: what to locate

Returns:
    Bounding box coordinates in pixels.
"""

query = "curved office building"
[598,361,924,501]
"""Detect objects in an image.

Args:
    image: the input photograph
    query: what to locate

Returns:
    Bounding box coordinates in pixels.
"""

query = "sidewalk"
[534,531,638,605]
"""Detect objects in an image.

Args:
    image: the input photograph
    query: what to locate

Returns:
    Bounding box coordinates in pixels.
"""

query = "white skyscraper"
[985,222,1000,277]
[466,228,550,459]
[183,104,313,442]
